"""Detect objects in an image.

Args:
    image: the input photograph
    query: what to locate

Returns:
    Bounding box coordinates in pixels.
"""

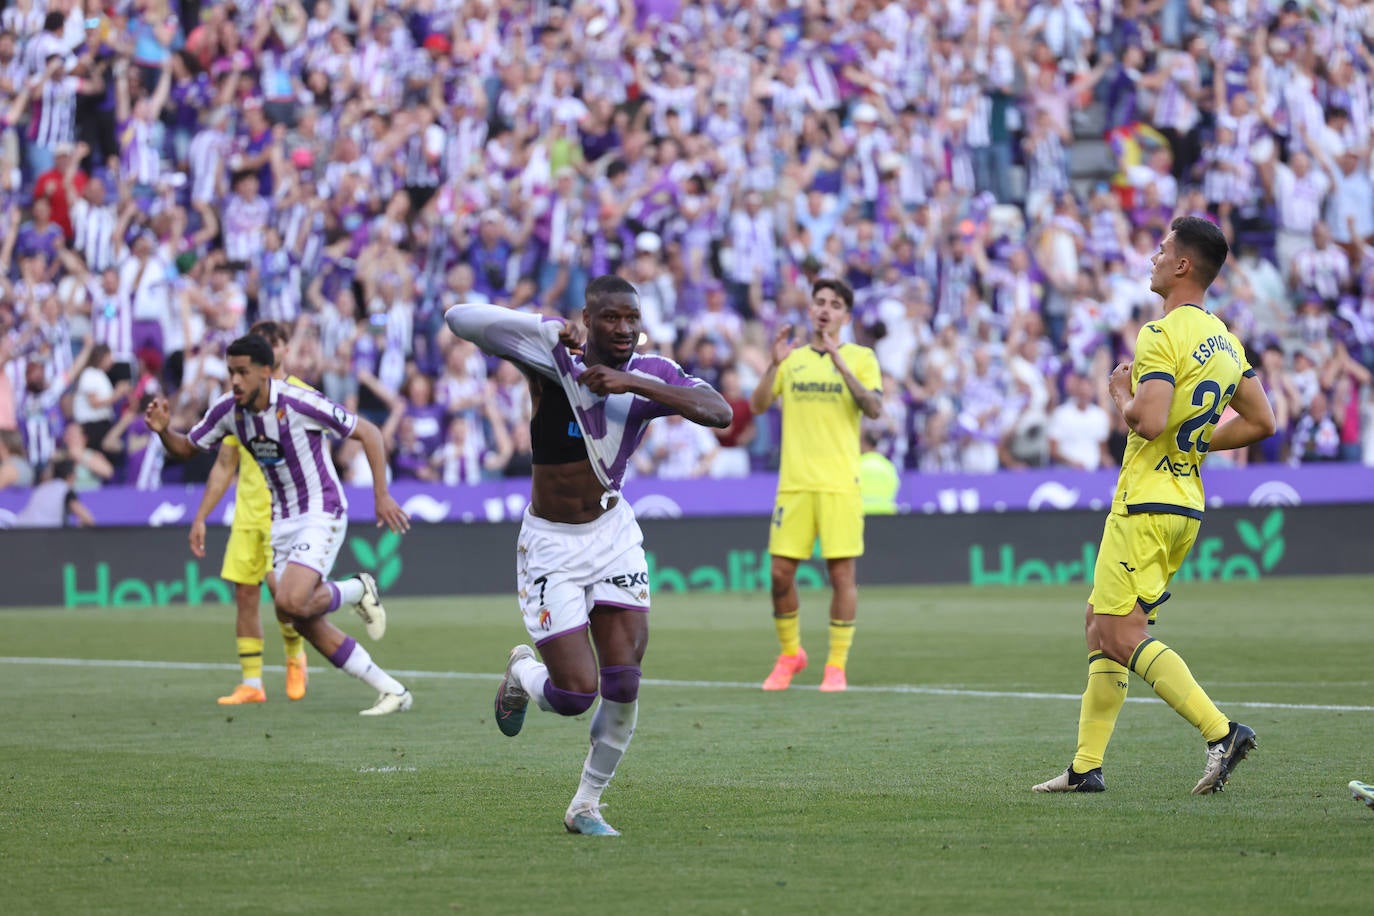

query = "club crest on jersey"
[537,608,551,631]
[276,407,287,422]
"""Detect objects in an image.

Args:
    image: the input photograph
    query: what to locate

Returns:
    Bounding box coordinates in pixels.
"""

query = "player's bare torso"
[526,373,617,524]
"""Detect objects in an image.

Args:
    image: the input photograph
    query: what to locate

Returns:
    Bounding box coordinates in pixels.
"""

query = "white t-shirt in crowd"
[73,366,115,424]
[1049,401,1110,470]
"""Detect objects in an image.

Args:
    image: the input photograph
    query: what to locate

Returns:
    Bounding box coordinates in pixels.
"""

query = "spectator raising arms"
[0,0,1369,496]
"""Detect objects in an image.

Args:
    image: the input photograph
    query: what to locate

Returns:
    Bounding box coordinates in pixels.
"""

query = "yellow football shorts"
[221,525,273,586]
[767,490,865,560]
[1089,511,1201,620]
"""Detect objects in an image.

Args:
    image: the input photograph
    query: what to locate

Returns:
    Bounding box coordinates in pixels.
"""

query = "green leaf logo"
[1238,510,1285,572]
[377,530,401,559]
[350,538,378,570]
[377,555,402,590]
[1235,520,1263,551]
[346,532,404,588]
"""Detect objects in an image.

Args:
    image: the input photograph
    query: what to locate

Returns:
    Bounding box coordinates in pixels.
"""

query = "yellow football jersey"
[1112,304,1254,519]
[773,343,882,494]
[229,375,316,530]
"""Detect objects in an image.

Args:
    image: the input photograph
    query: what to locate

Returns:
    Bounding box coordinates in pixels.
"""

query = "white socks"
[569,699,638,811]
[512,654,552,712]
[340,642,405,695]
[334,577,367,605]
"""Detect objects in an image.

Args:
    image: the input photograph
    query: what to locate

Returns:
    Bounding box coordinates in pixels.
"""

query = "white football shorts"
[516,499,650,647]
[271,512,347,580]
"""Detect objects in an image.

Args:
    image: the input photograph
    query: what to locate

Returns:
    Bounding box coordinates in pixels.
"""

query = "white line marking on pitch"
[2,656,1371,713]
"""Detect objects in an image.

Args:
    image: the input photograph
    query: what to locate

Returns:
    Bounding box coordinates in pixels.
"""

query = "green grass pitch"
[2,577,1372,914]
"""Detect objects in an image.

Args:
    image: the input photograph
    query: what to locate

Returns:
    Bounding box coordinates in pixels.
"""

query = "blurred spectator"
[635,413,718,480]
[100,393,165,489]
[13,458,93,527]
[59,422,113,491]
[32,142,84,240]
[72,342,126,454]
[0,0,1369,499]
[1291,391,1342,464]
[391,415,435,482]
[711,366,754,479]
[0,428,33,488]
[858,430,898,516]
[398,373,445,454]
[432,415,486,486]
[1048,373,1112,471]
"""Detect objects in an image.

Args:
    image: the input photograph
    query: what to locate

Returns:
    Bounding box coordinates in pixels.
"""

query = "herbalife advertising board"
[1,505,1369,608]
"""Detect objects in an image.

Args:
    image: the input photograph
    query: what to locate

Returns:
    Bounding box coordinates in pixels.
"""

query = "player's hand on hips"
[188,518,207,558]
[144,396,171,432]
[578,364,633,395]
[375,493,411,534]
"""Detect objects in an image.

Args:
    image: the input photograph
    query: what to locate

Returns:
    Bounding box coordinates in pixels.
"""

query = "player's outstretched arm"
[144,397,202,460]
[349,416,412,534]
[443,302,562,379]
[190,441,241,558]
[1209,374,1277,452]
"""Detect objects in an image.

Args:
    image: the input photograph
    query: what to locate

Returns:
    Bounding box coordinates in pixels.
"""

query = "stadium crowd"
[1,0,1374,501]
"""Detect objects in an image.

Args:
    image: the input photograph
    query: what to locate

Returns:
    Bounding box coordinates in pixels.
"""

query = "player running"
[147,334,414,715]
[446,276,731,836]
[187,321,381,705]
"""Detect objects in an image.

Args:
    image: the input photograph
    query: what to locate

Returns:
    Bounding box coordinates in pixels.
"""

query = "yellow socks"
[1072,652,1129,773]
[236,637,264,688]
[826,619,855,671]
[278,619,305,660]
[773,612,801,656]
[1129,637,1230,742]
[772,614,855,670]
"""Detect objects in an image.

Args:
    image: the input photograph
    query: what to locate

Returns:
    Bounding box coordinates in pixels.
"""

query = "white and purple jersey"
[89,282,135,363]
[445,303,711,496]
[188,380,357,521]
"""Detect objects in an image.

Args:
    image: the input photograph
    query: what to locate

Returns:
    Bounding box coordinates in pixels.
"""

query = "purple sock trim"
[325,582,342,613]
[599,665,641,703]
[543,679,597,716]
[328,636,357,668]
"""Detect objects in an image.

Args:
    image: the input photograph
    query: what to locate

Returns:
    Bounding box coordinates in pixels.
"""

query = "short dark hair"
[90,343,112,364]
[812,277,855,310]
[1170,216,1228,289]
[249,320,289,348]
[225,334,275,367]
[585,275,639,312]
[50,457,76,481]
